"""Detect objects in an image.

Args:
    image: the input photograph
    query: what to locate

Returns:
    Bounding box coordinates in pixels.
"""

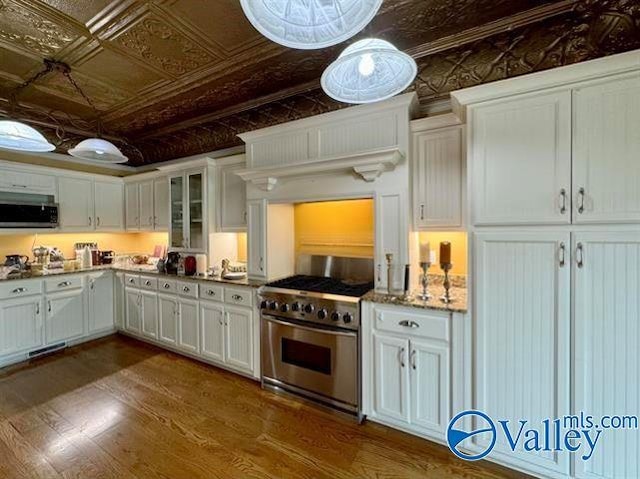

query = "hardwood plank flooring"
[0,335,528,479]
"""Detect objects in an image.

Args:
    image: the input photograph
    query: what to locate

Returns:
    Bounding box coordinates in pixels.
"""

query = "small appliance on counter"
[32,246,51,266]
[99,250,114,265]
[4,255,29,271]
[165,252,180,275]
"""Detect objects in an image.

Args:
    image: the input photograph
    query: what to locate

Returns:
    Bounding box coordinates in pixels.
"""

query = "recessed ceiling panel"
[37,0,113,24]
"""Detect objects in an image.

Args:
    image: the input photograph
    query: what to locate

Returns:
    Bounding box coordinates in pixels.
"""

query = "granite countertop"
[362,284,468,313]
[0,265,265,288]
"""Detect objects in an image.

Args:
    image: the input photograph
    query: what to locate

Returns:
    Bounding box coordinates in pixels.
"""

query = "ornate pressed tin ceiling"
[0,0,638,165]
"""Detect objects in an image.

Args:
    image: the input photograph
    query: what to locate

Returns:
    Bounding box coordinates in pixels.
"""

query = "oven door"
[261,315,358,410]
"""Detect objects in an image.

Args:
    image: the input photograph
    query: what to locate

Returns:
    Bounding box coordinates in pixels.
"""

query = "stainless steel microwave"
[0,201,59,228]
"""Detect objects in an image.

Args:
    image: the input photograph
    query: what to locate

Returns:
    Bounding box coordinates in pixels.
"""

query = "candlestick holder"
[440,262,454,304]
[418,262,431,301]
[385,253,393,295]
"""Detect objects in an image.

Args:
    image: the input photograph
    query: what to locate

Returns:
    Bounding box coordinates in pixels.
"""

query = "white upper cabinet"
[473,231,570,477]
[218,162,247,232]
[153,177,169,230]
[125,183,140,230]
[58,177,95,230]
[94,181,124,231]
[470,90,572,225]
[375,191,407,291]
[412,119,463,230]
[572,74,640,224]
[573,231,640,479]
[247,199,267,279]
[168,169,208,253]
[138,181,155,230]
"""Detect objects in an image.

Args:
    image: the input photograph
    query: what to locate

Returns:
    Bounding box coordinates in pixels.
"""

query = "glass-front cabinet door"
[187,172,204,250]
[169,175,184,249]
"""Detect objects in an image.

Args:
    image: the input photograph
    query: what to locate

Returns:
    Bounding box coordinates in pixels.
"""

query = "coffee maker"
[165,252,180,275]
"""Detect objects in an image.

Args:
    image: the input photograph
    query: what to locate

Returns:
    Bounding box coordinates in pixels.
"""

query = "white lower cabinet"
[0,296,43,357]
[364,303,453,443]
[88,272,114,333]
[200,301,225,362]
[45,288,85,344]
[224,306,253,372]
[141,291,158,339]
[125,288,142,334]
[158,294,178,345]
[178,298,199,354]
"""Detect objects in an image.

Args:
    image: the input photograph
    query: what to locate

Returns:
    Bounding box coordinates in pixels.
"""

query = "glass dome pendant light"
[0,63,56,153]
[321,38,418,104]
[239,0,383,50]
[61,67,128,164]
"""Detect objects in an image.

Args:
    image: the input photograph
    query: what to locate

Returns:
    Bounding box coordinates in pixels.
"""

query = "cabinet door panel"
[413,126,462,229]
[94,182,123,230]
[125,289,141,334]
[224,306,252,372]
[373,333,410,423]
[470,91,571,225]
[220,165,247,231]
[153,177,169,230]
[46,290,85,343]
[88,274,114,333]
[375,191,407,291]
[169,175,185,249]
[158,294,178,345]
[141,291,158,339]
[139,181,154,230]
[58,178,94,230]
[0,297,43,356]
[178,299,199,353]
[125,183,139,230]
[200,302,225,362]
[247,199,267,278]
[474,232,570,476]
[573,74,640,223]
[574,232,640,479]
[410,340,449,437]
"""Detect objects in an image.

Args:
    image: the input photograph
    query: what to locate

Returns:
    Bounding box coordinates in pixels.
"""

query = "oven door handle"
[262,315,357,338]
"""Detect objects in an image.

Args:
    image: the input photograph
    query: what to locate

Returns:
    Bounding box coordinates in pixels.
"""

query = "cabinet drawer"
[224,287,253,308]
[45,275,83,293]
[200,283,223,302]
[139,276,158,291]
[124,274,139,287]
[177,281,198,298]
[0,279,42,299]
[374,307,449,342]
[158,278,177,293]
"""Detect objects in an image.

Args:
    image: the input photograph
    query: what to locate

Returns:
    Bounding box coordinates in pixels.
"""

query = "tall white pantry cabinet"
[453,51,640,479]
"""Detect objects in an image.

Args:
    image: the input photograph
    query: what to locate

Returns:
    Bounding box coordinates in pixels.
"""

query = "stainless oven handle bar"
[262,314,357,338]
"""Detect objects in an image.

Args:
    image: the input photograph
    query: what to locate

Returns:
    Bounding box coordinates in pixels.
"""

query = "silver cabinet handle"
[259,257,264,271]
[207,290,216,296]
[219,316,223,325]
[232,294,243,301]
[11,287,26,294]
[96,217,101,227]
[144,280,151,286]
[559,189,567,215]
[224,312,229,326]
[410,350,417,370]
[399,347,406,368]
[183,286,190,293]
[399,320,419,328]
[577,187,585,214]
[420,204,425,221]
[377,264,381,283]
[36,302,40,315]
[89,216,92,226]
[48,300,51,313]
[559,242,566,268]
[128,278,135,283]
[58,281,71,287]
[576,242,584,268]
[90,280,95,290]
[163,283,171,289]
[243,211,247,223]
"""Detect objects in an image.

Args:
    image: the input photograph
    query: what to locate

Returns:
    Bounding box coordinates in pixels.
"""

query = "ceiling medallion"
[321,38,417,104]
[240,0,383,49]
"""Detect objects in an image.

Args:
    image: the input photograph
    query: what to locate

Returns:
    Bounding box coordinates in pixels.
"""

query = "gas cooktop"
[265,274,374,298]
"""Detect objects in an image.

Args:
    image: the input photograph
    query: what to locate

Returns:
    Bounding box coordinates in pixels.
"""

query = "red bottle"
[184,255,197,276]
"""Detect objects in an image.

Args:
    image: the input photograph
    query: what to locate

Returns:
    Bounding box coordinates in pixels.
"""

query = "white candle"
[420,242,430,263]
[429,250,436,265]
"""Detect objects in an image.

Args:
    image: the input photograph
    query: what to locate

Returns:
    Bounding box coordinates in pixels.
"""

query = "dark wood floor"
[0,335,525,479]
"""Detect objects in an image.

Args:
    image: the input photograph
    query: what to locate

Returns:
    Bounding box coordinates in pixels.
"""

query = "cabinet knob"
[207,290,216,296]
[232,294,242,301]
[129,278,135,283]
[183,286,190,293]
[145,280,151,286]
[399,320,419,328]
[11,287,26,294]
[163,283,171,289]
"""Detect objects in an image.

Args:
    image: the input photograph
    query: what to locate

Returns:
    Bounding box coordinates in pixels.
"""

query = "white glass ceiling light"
[0,120,55,152]
[321,38,417,104]
[68,138,128,163]
[240,0,383,49]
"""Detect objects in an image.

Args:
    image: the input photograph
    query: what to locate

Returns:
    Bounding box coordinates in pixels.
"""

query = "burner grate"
[266,275,373,297]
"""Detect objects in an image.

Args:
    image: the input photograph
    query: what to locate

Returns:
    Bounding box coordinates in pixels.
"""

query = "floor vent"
[28,342,67,359]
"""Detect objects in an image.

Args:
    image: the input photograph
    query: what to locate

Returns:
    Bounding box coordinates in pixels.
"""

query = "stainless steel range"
[260,255,373,417]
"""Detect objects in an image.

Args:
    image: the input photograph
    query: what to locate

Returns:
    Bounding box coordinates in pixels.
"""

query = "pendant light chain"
[62,68,103,137]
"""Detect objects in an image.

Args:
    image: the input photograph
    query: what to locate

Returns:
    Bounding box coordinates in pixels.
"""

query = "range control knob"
[331,312,341,322]
[343,313,353,324]
[260,300,268,310]
[291,302,301,312]
[280,303,290,313]
[304,304,315,314]
[317,309,328,320]
[269,301,279,311]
